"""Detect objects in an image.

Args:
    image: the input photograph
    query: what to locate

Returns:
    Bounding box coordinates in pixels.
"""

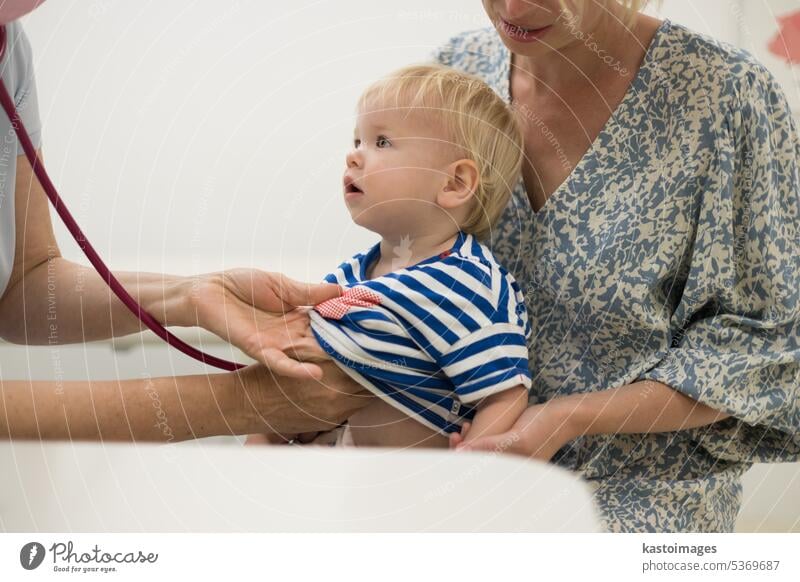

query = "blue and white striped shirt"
[309,231,532,435]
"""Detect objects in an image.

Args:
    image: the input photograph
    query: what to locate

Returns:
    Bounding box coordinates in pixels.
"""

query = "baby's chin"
[345,194,439,236]
[346,208,406,238]
[347,208,390,235]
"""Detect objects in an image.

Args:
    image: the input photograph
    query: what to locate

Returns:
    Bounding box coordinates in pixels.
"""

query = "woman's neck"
[514,7,650,93]
[368,231,459,279]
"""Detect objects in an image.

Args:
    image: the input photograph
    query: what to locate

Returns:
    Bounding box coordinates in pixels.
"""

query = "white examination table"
[0,441,600,532]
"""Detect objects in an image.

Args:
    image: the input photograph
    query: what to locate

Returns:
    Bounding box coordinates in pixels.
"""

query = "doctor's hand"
[184,269,341,379]
[449,401,580,461]
[234,360,372,435]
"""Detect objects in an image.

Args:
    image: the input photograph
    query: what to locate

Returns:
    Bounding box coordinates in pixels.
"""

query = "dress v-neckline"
[499,19,672,219]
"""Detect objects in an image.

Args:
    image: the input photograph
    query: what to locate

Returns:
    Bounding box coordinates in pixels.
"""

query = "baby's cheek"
[387,167,429,195]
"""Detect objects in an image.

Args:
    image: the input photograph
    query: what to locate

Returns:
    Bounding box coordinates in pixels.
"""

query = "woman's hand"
[449,382,732,461]
[233,361,373,436]
[0,360,372,442]
[449,400,580,461]
[184,269,341,378]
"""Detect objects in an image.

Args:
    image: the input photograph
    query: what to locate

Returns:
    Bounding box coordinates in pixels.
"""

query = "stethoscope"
[0,25,244,371]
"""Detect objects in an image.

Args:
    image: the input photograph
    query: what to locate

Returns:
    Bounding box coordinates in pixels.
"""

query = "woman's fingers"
[244,433,291,445]
[296,431,321,444]
[296,281,342,306]
[201,272,333,375]
[449,422,471,450]
[244,434,271,445]
[266,274,342,311]
[283,334,331,363]
[247,309,329,364]
[456,431,522,455]
[260,347,323,380]
[235,362,370,435]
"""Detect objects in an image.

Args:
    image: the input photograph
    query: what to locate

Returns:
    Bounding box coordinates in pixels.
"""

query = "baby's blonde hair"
[357,64,523,241]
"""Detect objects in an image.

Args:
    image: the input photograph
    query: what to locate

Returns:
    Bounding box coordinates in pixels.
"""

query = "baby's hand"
[448,422,471,450]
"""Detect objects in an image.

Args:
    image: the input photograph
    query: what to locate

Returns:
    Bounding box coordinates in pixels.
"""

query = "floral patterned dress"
[433,19,800,532]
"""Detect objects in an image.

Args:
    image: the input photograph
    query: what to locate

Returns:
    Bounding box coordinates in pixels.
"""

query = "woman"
[442,0,800,531]
[0,2,369,441]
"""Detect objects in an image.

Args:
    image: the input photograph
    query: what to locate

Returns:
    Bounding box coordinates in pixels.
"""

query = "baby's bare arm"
[462,386,528,444]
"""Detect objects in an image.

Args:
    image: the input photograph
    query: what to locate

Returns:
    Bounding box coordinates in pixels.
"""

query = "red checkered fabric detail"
[314,287,383,320]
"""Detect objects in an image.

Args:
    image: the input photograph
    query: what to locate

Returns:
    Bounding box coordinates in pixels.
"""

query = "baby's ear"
[438,158,479,210]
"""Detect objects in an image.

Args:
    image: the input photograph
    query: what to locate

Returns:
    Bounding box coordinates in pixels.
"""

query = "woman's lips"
[498,17,552,43]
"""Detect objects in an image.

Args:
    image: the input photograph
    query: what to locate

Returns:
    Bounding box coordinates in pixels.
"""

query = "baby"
[303,64,531,449]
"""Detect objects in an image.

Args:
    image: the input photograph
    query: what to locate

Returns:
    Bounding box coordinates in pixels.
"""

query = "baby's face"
[343,105,461,238]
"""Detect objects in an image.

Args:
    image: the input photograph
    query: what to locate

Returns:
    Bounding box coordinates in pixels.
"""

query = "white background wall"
[18,0,745,280]
[4,1,799,532]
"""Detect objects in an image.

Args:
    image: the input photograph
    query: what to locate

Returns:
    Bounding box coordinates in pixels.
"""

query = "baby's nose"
[346,148,362,168]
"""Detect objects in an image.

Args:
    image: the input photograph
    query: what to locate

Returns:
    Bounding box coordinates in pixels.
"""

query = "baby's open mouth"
[344,177,363,195]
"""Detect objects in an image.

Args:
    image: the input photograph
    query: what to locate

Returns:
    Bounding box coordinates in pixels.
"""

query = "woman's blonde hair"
[357,64,523,241]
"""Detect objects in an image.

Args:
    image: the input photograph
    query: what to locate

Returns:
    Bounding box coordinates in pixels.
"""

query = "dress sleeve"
[4,22,42,149]
[636,62,800,463]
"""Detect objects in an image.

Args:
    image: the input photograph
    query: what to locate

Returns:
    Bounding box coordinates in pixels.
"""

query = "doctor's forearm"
[0,363,369,441]
[0,257,193,343]
[0,372,242,441]
[552,380,731,439]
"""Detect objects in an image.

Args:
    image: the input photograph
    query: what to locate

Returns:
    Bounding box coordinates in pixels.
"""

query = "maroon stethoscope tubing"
[0,25,245,371]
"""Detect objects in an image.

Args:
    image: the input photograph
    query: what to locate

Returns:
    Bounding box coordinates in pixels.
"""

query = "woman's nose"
[504,0,544,20]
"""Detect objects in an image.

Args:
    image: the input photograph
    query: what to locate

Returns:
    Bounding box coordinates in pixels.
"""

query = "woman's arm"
[461,386,528,444]
[0,151,340,377]
[0,257,193,344]
[0,373,238,441]
[452,380,730,459]
[558,380,730,436]
[0,361,372,441]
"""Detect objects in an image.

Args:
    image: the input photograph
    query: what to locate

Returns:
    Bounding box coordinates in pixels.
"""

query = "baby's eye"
[353,138,361,148]
[376,135,392,148]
